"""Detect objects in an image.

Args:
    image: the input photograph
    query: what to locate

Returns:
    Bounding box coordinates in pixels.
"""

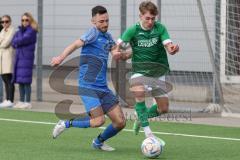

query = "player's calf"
[112,118,126,130]
[155,97,169,114]
[90,116,105,128]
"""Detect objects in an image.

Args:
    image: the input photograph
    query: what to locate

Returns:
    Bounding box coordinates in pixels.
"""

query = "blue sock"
[95,124,120,144]
[65,120,71,128]
[65,116,90,128]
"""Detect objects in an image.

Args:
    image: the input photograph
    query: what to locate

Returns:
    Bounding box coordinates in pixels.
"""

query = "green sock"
[147,104,160,118]
[135,102,149,127]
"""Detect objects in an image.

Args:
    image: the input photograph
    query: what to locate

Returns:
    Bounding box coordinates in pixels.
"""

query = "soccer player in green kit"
[117,1,179,141]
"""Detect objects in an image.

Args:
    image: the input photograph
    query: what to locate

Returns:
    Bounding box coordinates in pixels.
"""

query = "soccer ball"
[141,137,163,158]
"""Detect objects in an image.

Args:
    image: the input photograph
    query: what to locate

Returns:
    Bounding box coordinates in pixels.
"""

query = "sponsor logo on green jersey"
[137,37,158,47]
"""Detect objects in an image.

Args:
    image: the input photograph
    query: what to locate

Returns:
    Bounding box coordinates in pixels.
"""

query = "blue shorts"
[79,87,119,114]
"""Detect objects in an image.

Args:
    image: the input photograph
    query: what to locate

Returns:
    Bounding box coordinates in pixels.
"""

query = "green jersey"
[120,21,171,77]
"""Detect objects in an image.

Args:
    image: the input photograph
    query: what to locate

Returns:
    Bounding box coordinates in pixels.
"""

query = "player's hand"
[51,56,64,67]
[120,53,128,61]
[113,51,122,60]
[111,45,122,60]
[120,51,132,61]
[167,44,179,55]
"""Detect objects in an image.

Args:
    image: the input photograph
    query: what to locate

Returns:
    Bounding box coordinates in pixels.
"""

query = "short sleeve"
[158,23,172,45]
[118,25,136,44]
[80,27,98,45]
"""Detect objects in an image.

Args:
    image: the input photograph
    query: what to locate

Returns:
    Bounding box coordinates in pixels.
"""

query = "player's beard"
[100,26,108,33]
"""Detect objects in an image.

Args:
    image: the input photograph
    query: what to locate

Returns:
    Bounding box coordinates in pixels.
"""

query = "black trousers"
[1,73,15,102]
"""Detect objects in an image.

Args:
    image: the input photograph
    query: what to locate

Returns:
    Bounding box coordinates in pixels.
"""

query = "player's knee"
[159,105,169,113]
[156,103,169,114]
[130,85,145,99]
[91,116,105,127]
[134,92,145,102]
[114,118,126,129]
[134,91,145,98]
[161,107,169,113]
[135,96,145,102]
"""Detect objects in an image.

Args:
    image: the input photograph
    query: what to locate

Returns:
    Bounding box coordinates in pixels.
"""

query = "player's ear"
[91,17,96,24]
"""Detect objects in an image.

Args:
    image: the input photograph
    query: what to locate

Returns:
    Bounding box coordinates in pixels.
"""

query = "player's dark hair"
[92,6,107,17]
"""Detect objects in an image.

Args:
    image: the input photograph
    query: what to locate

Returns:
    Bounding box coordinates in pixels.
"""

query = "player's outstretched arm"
[165,42,179,55]
[51,39,84,66]
[113,41,133,61]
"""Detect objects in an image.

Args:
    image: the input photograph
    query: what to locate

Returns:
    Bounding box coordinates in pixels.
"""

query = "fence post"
[117,0,127,102]
[36,0,43,101]
[197,0,224,108]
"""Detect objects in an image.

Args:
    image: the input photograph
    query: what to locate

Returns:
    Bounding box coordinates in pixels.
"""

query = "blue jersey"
[79,27,115,91]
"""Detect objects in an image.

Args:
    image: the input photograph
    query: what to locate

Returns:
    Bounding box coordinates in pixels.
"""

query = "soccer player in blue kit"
[51,6,126,151]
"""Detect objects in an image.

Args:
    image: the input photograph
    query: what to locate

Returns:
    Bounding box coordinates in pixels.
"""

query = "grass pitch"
[0,109,240,160]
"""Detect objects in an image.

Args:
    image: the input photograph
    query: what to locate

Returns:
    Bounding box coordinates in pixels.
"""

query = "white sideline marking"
[115,128,240,141]
[0,118,55,125]
[1,118,240,142]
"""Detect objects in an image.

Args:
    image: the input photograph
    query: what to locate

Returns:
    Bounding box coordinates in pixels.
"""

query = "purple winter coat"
[11,26,37,84]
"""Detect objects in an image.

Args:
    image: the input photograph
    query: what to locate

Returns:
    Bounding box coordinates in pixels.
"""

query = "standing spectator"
[0,15,15,107]
[0,76,2,103]
[0,17,3,31]
[12,12,38,109]
[0,17,3,103]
